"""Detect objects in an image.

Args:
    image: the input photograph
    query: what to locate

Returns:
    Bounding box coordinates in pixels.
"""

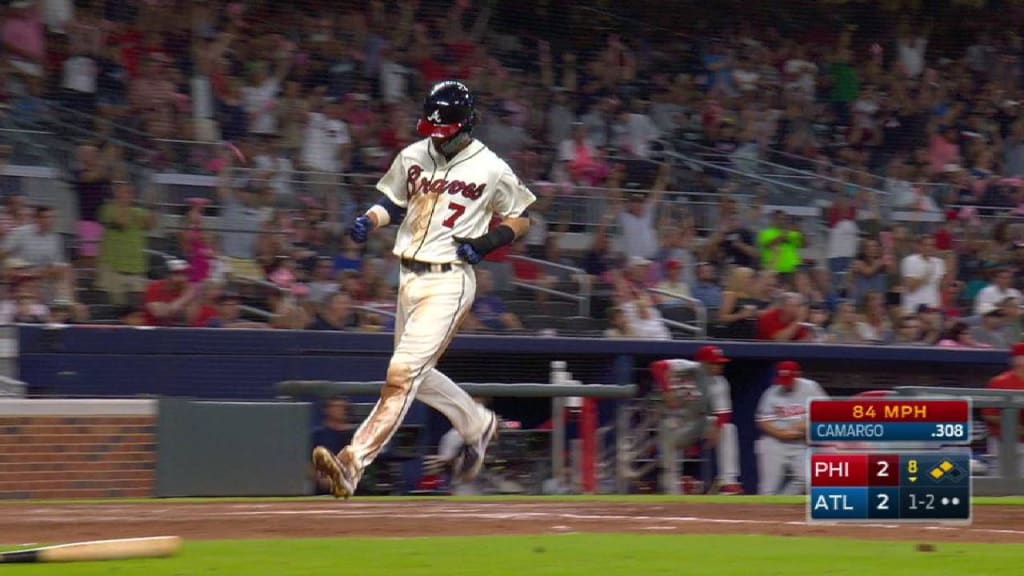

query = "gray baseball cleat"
[454,411,498,483]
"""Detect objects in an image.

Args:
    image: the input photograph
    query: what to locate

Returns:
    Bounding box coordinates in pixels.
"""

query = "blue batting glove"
[349,215,372,244]
[455,241,483,265]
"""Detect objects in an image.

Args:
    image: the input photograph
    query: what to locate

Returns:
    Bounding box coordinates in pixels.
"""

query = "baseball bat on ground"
[0,536,182,563]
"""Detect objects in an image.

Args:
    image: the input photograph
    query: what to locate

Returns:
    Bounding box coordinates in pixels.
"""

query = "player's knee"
[385,362,413,396]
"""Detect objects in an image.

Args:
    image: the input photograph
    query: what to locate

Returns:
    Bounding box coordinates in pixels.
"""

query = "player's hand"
[454,237,484,265]
[349,215,372,244]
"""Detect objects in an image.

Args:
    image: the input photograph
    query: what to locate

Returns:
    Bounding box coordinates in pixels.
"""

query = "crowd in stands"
[5,1,1024,347]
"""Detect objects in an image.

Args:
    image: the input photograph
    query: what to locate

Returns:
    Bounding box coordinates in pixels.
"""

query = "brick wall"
[0,416,156,499]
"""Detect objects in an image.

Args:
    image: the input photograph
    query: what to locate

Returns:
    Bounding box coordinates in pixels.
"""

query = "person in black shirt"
[311,397,355,495]
[705,197,758,268]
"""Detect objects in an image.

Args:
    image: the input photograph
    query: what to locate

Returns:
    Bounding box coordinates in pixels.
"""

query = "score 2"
[868,454,900,486]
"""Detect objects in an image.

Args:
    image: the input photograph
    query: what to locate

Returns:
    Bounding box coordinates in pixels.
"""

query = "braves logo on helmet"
[417,80,477,139]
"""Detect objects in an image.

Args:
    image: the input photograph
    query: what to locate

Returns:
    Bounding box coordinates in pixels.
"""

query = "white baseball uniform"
[345,137,536,478]
[755,377,827,495]
[707,371,741,486]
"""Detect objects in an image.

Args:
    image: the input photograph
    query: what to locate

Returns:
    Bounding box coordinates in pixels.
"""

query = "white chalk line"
[4,503,1024,539]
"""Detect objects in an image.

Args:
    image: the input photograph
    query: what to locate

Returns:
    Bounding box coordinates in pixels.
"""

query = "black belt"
[401,259,454,274]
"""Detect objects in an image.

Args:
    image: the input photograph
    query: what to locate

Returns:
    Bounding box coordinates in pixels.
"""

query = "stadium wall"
[17,327,1009,495]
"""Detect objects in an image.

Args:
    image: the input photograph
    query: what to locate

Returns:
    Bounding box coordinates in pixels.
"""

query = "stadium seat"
[522,314,556,331]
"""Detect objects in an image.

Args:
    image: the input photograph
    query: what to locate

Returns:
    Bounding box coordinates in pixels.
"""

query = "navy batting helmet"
[417,80,477,139]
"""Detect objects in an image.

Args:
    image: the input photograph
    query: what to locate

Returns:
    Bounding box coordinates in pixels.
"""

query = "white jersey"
[708,375,732,416]
[755,378,827,439]
[376,138,536,263]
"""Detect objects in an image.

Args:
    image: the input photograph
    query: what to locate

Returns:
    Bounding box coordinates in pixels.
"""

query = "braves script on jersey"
[377,138,535,263]
[755,377,825,438]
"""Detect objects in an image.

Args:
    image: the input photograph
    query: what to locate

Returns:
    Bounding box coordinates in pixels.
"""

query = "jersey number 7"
[442,202,466,228]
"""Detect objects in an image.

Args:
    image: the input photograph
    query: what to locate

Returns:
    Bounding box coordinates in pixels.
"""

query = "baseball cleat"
[312,446,356,499]
[454,411,498,483]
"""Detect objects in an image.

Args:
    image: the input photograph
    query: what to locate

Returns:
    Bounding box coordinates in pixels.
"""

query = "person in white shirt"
[613,163,670,260]
[243,55,291,136]
[975,267,1023,316]
[900,234,946,313]
[827,212,859,285]
[302,97,353,201]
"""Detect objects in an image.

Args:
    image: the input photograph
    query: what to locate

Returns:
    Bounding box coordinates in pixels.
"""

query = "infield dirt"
[0,500,1022,544]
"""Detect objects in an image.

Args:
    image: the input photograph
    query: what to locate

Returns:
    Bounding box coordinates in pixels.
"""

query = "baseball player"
[312,80,536,498]
[755,360,828,495]
[650,345,742,494]
[983,342,1024,476]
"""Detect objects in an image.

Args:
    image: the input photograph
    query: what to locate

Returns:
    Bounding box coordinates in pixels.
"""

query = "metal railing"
[649,288,707,337]
[507,254,590,316]
[892,386,1024,496]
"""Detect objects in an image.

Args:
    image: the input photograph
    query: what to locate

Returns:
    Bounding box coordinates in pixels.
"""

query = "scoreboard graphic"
[806,398,972,524]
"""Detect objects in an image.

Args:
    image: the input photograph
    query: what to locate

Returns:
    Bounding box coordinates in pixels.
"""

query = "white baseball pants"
[345,264,492,475]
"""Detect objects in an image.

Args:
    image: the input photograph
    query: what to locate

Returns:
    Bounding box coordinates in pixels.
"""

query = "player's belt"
[401,259,455,274]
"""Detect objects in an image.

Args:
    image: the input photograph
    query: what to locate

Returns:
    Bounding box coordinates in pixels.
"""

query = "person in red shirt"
[983,342,1024,476]
[756,292,811,341]
[143,259,197,326]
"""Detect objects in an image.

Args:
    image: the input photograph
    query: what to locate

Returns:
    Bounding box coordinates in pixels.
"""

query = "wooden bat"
[0,536,181,563]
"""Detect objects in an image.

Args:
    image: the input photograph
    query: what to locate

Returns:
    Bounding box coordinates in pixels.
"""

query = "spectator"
[713,266,761,339]
[465,269,522,332]
[309,292,356,331]
[970,309,1012,349]
[142,259,197,327]
[611,162,669,260]
[310,397,355,495]
[758,210,804,275]
[757,292,811,342]
[653,259,690,304]
[215,154,268,280]
[826,200,859,286]
[855,291,894,344]
[72,143,113,264]
[603,306,631,338]
[938,320,987,348]
[692,262,723,309]
[204,290,266,329]
[179,198,215,285]
[828,300,864,344]
[974,267,1023,316]
[893,313,929,346]
[97,181,155,306]
[307,257,340,305]
[612,269,670,340]
[2,206,72,299]
[704,196,759,268]
[2,0,45,80]
[900,234,946,313]
[301,95,352,201]
[850,238,888,305]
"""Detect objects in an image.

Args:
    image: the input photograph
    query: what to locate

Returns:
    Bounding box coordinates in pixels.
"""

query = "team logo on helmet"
[427,109,443,123]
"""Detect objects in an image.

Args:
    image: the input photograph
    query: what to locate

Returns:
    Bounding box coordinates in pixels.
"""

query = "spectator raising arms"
[97,181,156,306]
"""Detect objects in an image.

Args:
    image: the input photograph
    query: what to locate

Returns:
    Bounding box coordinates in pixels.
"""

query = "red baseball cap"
[666,259,683,271]
[776,360,801,385]
[696,345,729,364]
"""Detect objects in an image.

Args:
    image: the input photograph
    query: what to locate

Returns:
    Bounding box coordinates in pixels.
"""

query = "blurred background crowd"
[4,0,1024,347]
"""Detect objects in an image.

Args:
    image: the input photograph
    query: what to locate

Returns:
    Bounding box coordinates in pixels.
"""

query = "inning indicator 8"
[807,399,971,444]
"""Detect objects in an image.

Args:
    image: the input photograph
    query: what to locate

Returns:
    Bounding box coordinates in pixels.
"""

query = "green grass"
[2,535,1023,576]
[4,494,1024,506]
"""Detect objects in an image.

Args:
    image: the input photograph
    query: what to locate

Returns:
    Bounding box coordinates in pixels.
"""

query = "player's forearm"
[500,216,530,239]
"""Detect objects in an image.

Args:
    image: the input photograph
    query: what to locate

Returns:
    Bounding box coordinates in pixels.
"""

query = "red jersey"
[984,370,1024,440]
[143,279,186,326]
[756,308,809,341]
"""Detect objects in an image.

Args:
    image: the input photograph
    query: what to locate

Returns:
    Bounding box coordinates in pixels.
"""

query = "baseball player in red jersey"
[312,80,536,498]
[983,342,1024,476]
